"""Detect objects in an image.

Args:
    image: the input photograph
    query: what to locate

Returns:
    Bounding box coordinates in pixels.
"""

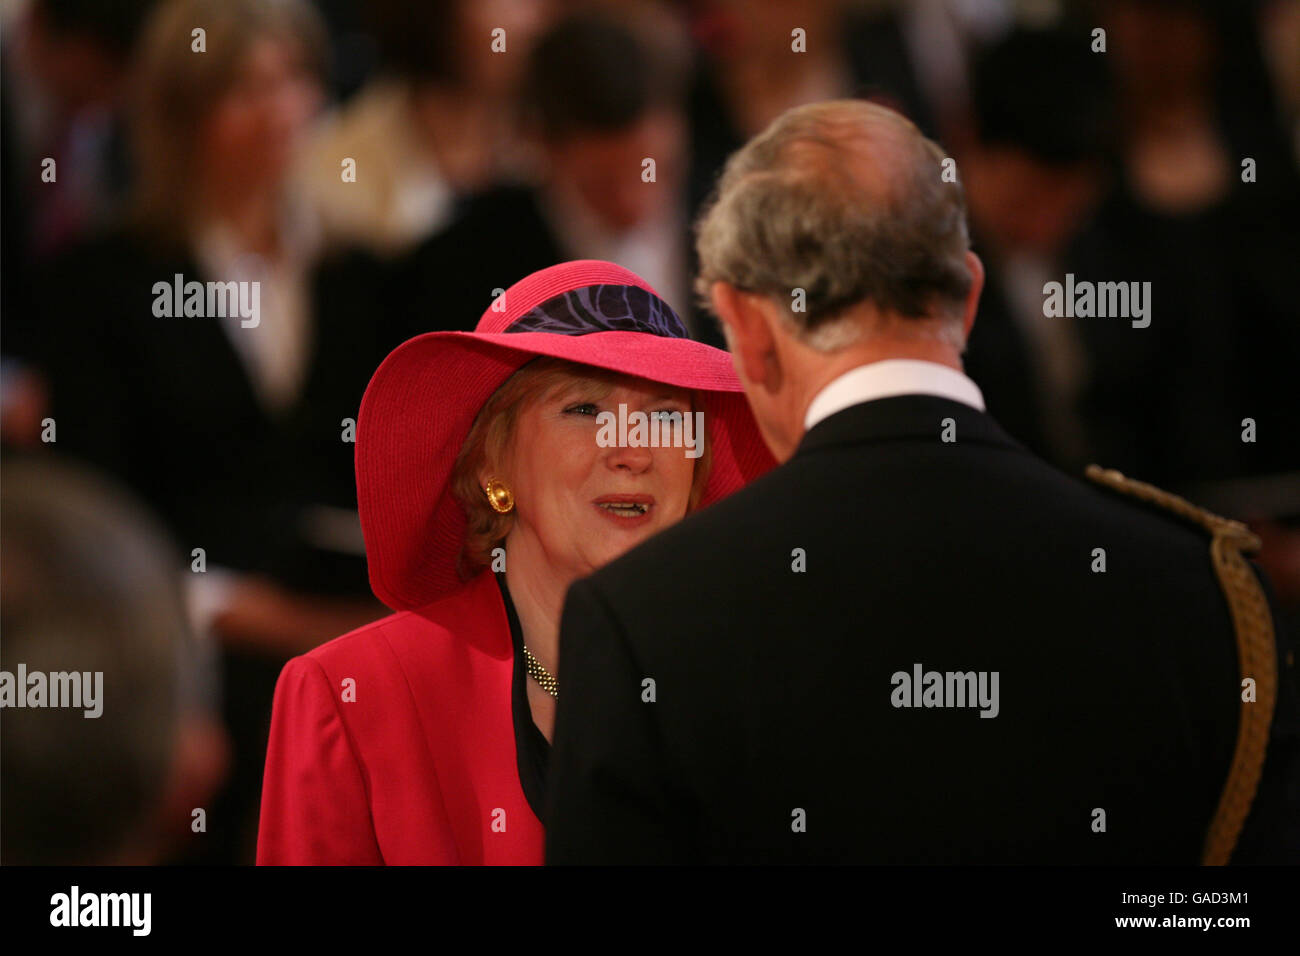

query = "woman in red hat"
[256,260,773,864]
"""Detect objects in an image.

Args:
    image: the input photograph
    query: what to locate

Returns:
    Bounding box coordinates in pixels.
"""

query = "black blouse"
[494,571,551,820]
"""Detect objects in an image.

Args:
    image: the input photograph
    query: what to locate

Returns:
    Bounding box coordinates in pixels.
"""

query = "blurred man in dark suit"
[957,24,1116,473]
[546,99,1297,864]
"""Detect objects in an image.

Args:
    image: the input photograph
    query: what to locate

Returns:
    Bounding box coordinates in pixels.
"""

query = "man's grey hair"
[694,100,973,352]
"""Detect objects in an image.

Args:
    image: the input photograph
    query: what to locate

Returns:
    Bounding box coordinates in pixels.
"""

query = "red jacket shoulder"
[297,571,509,682]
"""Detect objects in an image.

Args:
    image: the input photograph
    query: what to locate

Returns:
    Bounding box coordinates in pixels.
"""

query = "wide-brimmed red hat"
[355,259,775,611]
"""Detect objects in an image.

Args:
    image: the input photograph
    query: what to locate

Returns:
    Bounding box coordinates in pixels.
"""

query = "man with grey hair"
[546,100,1294,864]
[693,99,983,459]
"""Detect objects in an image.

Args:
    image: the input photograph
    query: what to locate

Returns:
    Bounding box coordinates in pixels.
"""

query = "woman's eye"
[564,403,598,416]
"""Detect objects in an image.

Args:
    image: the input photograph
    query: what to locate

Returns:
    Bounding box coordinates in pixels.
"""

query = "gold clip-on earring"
[484,477,515,514]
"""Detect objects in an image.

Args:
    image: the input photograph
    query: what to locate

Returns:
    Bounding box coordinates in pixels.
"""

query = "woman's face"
[499,371,698,580]
[199,34,322,192]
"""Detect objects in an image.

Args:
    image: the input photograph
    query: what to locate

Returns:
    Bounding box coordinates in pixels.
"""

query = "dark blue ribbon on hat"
[507,284,687,339]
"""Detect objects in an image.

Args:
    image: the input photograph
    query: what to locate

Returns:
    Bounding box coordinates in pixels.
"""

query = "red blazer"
[256,570,543,864]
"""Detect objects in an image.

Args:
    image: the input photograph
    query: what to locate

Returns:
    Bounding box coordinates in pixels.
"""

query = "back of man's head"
[695,99,973,352]
[1,458,212,864]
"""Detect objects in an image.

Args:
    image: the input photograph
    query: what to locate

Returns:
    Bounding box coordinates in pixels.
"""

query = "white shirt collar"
[803,359,985,431]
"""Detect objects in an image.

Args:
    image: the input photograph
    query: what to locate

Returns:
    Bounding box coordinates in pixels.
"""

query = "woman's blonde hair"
[450,357,713,580]
[128,0,328,243]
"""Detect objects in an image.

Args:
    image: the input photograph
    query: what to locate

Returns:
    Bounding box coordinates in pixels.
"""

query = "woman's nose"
[605,439,653,473]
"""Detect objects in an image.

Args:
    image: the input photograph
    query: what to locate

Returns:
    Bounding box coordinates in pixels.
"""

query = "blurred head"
[1,459,222,865]
[1261,0,1300,119]
[130,0,327,239]
[24,0,160,110]
[700,0,841,63]
[961,26,1114,255]
[1100,0,1219,102]
[369,0,554,98]
[522,9,687,232]
[695,100,983,461]
[452,358,710,582]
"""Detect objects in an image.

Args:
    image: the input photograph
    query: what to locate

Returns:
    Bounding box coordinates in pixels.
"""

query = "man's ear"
[961,251,985,339]
[710,282,777,389]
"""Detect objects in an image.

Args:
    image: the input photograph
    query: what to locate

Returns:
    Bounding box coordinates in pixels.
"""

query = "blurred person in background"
[1073,0,1300,489]
[1,0,159,262]
[39,0,391,863]
[1,458,227,865]
[390,5,697,339]
[685,0,871,342]
[1259,0,1300,163]
[1250,0,1300,636]
[297,0,555,256]
[1,0,160,445]
[680,0,1016,344]
[682,0,1014,271]
[686,0,884,228]
[1072,0,1300,625]
[956,23,1115,472]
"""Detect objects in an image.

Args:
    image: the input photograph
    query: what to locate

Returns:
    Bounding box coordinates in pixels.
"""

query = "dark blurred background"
[2,0,1298,864]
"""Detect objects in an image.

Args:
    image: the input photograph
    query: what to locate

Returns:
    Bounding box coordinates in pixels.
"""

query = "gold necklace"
[524,645,558,699]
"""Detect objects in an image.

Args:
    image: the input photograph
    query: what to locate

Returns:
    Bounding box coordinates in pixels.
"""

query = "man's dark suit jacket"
[546,395,1298,863]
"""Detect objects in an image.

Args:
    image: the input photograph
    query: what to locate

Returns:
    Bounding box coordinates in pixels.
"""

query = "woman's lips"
[593,495,655,527]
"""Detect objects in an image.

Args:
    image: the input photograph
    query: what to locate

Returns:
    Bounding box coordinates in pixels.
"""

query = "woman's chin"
[588,525,660,568]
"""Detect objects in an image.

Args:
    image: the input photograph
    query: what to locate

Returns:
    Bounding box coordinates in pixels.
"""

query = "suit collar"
[794,394,1027,458]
